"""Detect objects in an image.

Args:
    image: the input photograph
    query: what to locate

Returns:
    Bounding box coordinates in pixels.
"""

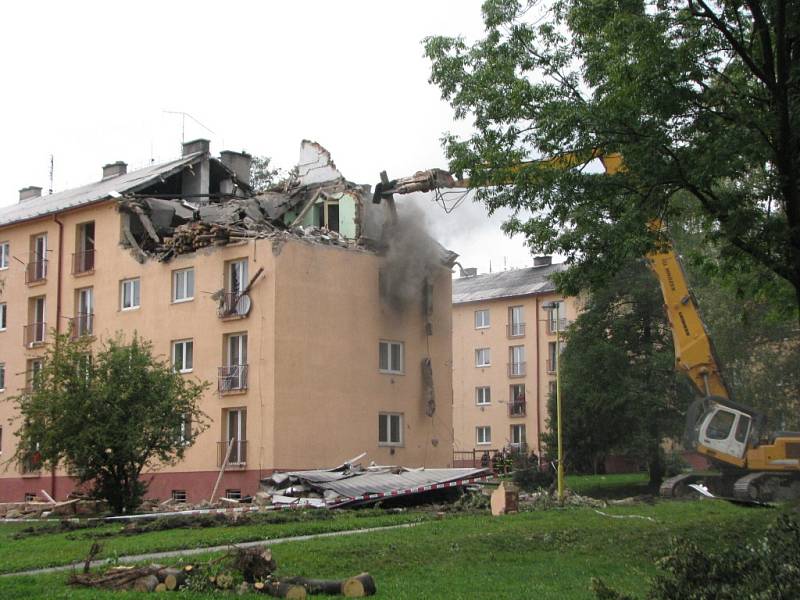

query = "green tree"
[249,155,280,193]
[542,260,692,485]
[7,333,209,513]
[425,0,800,320]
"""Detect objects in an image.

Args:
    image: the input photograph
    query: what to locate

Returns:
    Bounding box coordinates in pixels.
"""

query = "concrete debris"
[260,459,491,508]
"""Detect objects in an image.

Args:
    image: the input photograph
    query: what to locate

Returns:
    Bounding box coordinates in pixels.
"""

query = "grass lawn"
[0,497,780,599]
[566,472,652,498]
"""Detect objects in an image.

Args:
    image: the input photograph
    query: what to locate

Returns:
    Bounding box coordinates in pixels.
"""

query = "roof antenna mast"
[48,154,54,195]
[163,110,216,151]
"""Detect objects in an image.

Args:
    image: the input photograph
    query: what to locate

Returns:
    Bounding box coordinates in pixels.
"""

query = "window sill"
[219,313,248,322]
[26,341,47,349]
[120,306,141,312]
[378,443,404,448]
[72,270,95,278]
[178,369,193,375]
[220,388,248,396]
[476,403,491,407]
[172,298,194,304]
[476,364,491,368]
[26,279,47,287]
[476,442,492,446]
[379,370,404,376]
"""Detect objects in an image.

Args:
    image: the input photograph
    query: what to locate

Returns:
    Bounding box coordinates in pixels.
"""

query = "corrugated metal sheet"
[0,153,204,227]
[285,468,489,498]
[452,263,566,304]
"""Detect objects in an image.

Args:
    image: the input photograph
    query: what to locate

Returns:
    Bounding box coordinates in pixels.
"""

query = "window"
[226,409,247,464]
[509,384,526,416]
[225,489,242,500]
[26,296,46,346]
[0,363,5,392]
[508,306,524,336]
[509,345,525,376]
[75,288,93,337]
[475,386,491,405]
[476,426,491,445]
[378,413,403,446]
[74,222,95,273]
[511,424,527,446]
[548,300,565,333]
[0,242,8,269]
[27,234,47,282]
[0,302,6,331]
[172,268,195,302]
[173,340,194,373]
[475,309,490,329]
[735,415,751,444]
[28,359,43,391]
[706,410,736,440]
[379,340,404,374]
[177,413,192,445]
[228,259,248,296]
[171,490,187,502]
[547,341,561,372]
[221,334,248,392]
[475,348,490,367]
[120,278,140,310]
[314,201,340,232]
[0,425,3,454]
[548,381,557,398]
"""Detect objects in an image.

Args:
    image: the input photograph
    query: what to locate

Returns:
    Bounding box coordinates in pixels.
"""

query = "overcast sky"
[0,0,539,273]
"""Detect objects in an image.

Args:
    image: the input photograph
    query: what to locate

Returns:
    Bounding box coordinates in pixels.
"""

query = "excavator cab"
[685,396,766,465]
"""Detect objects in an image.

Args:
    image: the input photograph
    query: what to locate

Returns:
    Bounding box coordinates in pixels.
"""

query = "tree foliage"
[542,260,693,484]
[249,155,281,193]
[425,0,800,318]
[7,333,209,513]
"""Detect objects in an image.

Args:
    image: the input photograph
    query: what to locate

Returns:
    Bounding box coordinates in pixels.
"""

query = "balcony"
[506,322,526,338]
[547,317,571,335]
[507,361,526,378]
[24,322,47,347]
[217,440,248,467]
[70,313,94,338]
[72,250,95,275]
[25,258,47,284]
[509,400,527,417]
[217,292,249,318]
[218,364,248,393]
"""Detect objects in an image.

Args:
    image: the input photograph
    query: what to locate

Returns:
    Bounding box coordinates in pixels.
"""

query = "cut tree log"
[155,582,168,592]
[133,575,159,593]
[282,576,343,595]
[156,567,186,590]
[342,573,377,597]
[260,582,307,599]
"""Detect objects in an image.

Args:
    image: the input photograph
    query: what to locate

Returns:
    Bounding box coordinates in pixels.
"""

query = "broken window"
[475,347,490,367]
[476,386,491,405]
[476,426,491,445]
[120,278,141,310]
[172,339,194,373]
[172,267,195,302]
[0,241,8,270]
[511,424,527,447]
[378,413,403,446]
[474,309,490,329]
[379,340,404,374]
[74,222,95,274]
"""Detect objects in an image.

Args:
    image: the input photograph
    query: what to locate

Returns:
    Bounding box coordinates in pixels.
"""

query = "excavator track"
[733,472,800,503]
[660,472,732,498]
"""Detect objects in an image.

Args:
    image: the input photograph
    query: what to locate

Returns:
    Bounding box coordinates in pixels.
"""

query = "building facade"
[451,260,580,463]
[0,141,455,503]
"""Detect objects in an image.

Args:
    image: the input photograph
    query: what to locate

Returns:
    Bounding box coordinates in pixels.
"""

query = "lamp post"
[542,301,564,502]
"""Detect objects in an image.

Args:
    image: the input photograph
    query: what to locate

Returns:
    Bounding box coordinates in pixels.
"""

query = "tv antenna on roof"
[163,110,216,147]
[48,154,54,195]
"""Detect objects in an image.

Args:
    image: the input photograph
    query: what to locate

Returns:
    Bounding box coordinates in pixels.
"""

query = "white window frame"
[476,426,491,445]
[0,302,6,331]
[378,412,403,446]
[379,340,404,374]
[475,386,491,405]
[475,347,491,367]
[120,278,141,310]
[0,242,8,270]
[474,309,490,329]
[172,268,195,303]
[177,413,192,445]
[228,259,248,295]
[511,424,526,446]
[172,339,194,373]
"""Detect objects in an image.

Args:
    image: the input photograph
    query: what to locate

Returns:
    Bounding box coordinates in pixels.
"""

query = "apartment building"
[451,258,580,462]
[0,140,455,503]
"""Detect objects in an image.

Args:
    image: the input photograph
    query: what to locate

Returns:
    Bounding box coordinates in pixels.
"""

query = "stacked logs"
[69,546,376,597]
[161,222,235,254]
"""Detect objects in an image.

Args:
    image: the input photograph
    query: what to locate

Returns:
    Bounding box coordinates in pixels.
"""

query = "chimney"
[533,255,552,267]
[182,138,210,156]
[19,186,42,202]
[460,267,478,278]
[102,161,127,180]
[220,150,252,187]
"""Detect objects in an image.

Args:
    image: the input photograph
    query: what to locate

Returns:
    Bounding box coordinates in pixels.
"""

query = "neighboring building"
[0,140,455,503]
[451,259,580,463]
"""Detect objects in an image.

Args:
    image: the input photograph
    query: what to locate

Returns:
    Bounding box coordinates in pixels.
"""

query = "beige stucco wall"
[0,199,453,500]
[452,288,580,458]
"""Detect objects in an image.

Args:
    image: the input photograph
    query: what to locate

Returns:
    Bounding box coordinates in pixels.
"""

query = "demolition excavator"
[375,152,800,502]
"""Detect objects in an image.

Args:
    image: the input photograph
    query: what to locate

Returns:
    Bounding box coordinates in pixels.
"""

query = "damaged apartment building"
[0,139,456,503]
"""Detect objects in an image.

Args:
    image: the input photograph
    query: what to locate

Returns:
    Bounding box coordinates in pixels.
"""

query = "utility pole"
[543,301,564,502]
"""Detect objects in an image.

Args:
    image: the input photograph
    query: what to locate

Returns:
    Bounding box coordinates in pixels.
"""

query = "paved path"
[2,522,421,577]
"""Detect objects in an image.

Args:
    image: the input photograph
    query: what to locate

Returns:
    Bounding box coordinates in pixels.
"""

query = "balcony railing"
[506,322,526,338]
[217,292,249,318]
[70,313,94,338]
[24,322,47,347]
[507,361,526,378]
[218,364,248,392]
[217,440,248,467]
[72,250,95,274]
[547,317,571,335]
[25,258,48,284]
[509,400,527,417]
